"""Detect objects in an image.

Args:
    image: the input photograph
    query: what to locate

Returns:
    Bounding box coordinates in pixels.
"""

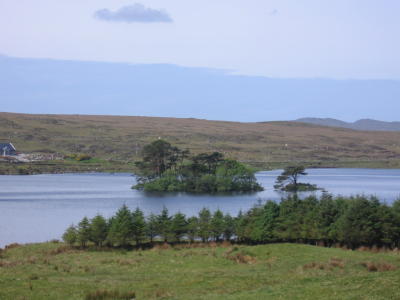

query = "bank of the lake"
[2,159,400,175]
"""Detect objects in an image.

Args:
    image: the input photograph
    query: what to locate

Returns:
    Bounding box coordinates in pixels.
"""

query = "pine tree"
[171,212,188,242]
[211,209,224,241]
[198,208,211,242]
[146,213,159,243]
[62,225,77,246]
[90,214,107,246]
[132,207,146,246]
[222,214,235,241]
[77,217,91,247]
[107,205,133,247]
[157,207,172,242]
[187,216,199,243]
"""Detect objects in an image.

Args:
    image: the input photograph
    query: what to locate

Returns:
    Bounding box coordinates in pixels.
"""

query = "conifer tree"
[211,209,224,241]
[146,213,159,243]
[77,217,91,247]
[132,207,146,246]
[107,205,133,247]
[222,214,235,241]
[171,212,188,242]
[198,208,212,242]
[89,214,107,246]
[62,225,77,246]
[157,207,172,242]
[187,216,199,243]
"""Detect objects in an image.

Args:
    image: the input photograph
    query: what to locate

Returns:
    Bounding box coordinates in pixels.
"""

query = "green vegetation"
[63,195,400,249]
[2,112,400,174]
[274,166,319,192]
[133,140,263,193]
[1,242,400,299]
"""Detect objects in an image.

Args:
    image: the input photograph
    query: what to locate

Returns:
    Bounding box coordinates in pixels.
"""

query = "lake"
[1,168,400,247]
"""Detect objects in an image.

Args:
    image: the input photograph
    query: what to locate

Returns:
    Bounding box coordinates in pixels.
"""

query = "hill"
[1,55,400,122]
[1,112,400,172]
[1,242,399,299]
[296,117,400,131]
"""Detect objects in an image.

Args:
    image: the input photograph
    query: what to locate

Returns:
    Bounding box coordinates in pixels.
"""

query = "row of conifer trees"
[63,194,400,249]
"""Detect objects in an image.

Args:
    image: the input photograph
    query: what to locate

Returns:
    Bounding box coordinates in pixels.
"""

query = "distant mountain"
[1,55,400,122]
[295,118,400,131]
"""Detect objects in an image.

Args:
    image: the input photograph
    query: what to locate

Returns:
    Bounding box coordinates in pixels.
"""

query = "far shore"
[1,159,400,175]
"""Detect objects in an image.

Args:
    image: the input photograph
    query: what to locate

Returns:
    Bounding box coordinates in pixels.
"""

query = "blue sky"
[0,1,399,121]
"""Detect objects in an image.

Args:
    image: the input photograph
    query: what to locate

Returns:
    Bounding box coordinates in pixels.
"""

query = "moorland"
[1,112,400,174]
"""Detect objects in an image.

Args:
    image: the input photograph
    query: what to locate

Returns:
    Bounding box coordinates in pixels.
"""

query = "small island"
[274,165,320,192]
[133,140,263,193]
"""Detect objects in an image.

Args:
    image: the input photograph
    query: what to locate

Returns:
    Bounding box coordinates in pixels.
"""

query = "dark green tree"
[146,213,159,243]
[157,207,172,242]
[187,216,199,243]
[171,212,188,242]
[198,208,212,242]
[259,200,280,242]
[77,217,91,247]
[211,209,225,241]
[135,140,180,180]
[89,215,108,246]
[62,225,77,246]
[274,166,317,192]
[107,205,133,247]
[222,214,235,241]
[132,208,146,246]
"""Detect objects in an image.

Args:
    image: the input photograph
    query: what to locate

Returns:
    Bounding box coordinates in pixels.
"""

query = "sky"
[1,0,399,79]
[0,1,399,121]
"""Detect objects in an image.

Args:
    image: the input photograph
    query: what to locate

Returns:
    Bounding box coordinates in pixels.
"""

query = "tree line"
[63,194,400,249]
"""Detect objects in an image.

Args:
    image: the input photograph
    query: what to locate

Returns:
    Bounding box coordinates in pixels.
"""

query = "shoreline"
[1,159,400,175]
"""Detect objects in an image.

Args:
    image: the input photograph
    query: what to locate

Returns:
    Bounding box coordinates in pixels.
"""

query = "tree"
[132,207,146,246]
[146,213,159,243]
[193,152,224,174]
[187,216,199,243]
[89,215,107,246]
[211,210,225,241]
[62,225,77,246]
[135,140,180,179]
[133,140,263,193]
[274,166,317,192]
[198,208,212,242]
[259,201,280,242]
[171,212,188,242]
[222,214,235,241]
[157,207,172,242]
[107,205,133,247]
[337,196,381,249]
[77,217,91,247]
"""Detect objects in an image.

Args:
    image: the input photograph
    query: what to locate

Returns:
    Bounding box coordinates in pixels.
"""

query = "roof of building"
[0,143,16,150]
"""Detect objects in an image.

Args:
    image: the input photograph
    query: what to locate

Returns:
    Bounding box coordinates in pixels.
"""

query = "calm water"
[1,169,400,247]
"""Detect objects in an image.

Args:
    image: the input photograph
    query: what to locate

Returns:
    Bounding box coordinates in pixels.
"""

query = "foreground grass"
[1,243,400,300]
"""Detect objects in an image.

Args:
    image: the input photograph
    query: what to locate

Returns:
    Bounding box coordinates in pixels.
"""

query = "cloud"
[94,3,173,23]
[269,9,278,16]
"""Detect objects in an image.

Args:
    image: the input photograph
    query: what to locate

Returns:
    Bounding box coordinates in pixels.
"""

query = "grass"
[1,242,400,299]
[1,112,400,174]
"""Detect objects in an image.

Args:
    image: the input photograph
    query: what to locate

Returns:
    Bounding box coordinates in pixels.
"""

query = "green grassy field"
[1,112,400,174]
[1,242,399,299]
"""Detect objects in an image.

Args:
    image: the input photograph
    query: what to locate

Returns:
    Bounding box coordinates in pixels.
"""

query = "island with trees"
[132,140,263,193]
[274,165,319,192]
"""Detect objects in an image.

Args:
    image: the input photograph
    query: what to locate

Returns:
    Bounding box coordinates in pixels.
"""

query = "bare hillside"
[1,112,400,166]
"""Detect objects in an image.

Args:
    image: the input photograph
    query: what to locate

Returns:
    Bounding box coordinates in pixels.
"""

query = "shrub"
[85,289,136,300]
[361,261,397,272]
